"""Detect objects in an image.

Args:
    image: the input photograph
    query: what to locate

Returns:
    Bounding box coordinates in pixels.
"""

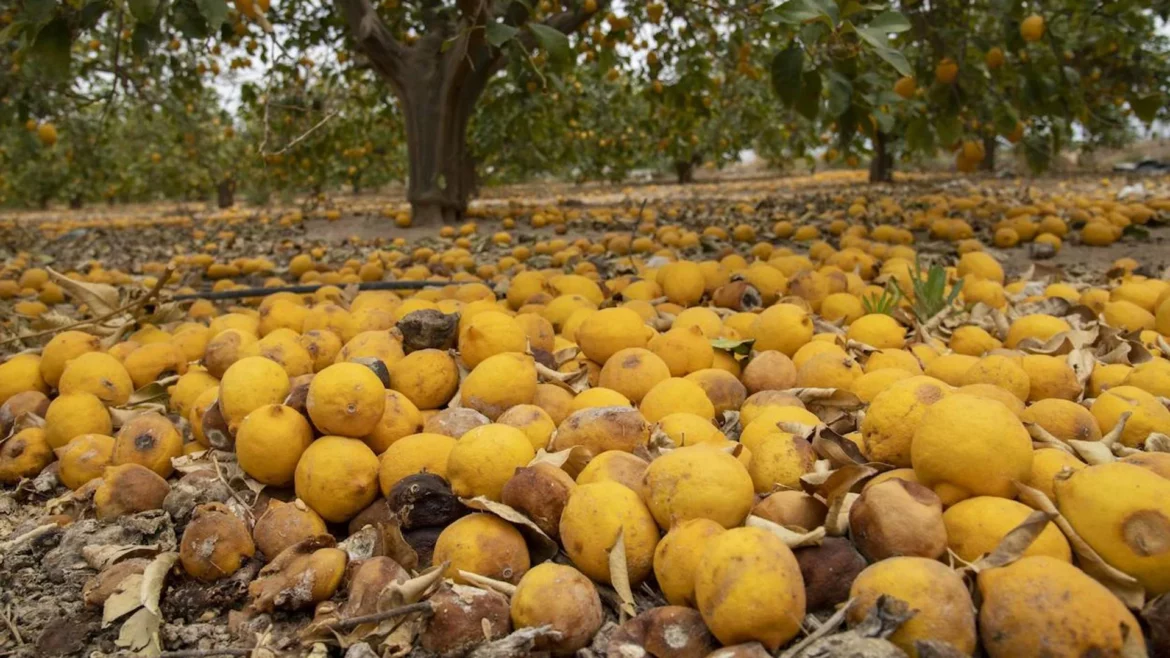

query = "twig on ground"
[324,600,435,630]
[0,267,173,347]
[157,649,253,658]
[0,604,23,645]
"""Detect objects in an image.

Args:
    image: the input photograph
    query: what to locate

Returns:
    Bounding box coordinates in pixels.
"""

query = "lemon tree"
[765,0,916,180]
[867,0,1170,178]
[4,0,613,220]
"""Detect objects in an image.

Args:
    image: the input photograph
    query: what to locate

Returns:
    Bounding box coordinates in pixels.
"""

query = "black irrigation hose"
[171,279,458,301]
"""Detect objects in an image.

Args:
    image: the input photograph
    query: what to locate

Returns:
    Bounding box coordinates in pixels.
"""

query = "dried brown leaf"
[140,551,178,616]
[102,573,145,626]
[745,515,826,548]
[608,529,637,618]
[114,606,161,656]
[527,445,590,476]
[461,496,559,564]
[1024,422,1079,454]
[1016,481,1145,609]
[534,362,590,394]
[47,268,121,316]
[1146,433,1170,453]
[811,426,869,466]
[82,544,162,571]
[967,510,1055,573]
[784,387,864,410]
[457,571,518,597]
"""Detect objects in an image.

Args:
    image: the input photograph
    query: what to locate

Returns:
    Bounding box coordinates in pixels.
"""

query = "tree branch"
[335,0,408,87]
[511,0,605,53]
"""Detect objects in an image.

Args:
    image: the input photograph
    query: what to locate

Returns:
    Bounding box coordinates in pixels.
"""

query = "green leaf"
[485,22,519,48]
[841,1,886,17]
[868,10,910,33]
[28,18,72,81]
[827,72,852,116]
[873,109,894,133]
[810,0,840,24]
[769,0,824,25]
[1123,225,1150,240]
[128,0,160,22]
[131,18,162,56]
[770,44,804,107]
[79,0,108,29]
[993,105,1019,137]
[856,28,912,76]
[838,107,858,147]
[195,0,228,30]
[172,0,210,41]
[796,70,822,120]
[800,20,829,45]
[528,22,570,68]
[935,114,963,148]
[711,337,755,356]
[24,0,56,26]
[1131,93,1162,124]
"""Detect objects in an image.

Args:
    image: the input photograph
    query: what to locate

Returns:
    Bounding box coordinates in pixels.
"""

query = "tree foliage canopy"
[1,0,1168,209]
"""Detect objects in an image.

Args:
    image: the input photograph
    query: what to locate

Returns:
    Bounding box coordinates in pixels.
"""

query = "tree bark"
[396,34,489,225]
[217,178,235,209]
[69,195,83,209]
[335,0,601,224]
[981,134,997,172]
[869,131,894,183]
[674,152,702,184]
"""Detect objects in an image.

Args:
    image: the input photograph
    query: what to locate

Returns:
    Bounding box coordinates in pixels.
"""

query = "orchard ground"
[2,168,1170,657]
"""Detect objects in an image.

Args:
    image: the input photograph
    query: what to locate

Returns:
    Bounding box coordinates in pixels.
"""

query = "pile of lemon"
[2,187,1170,656]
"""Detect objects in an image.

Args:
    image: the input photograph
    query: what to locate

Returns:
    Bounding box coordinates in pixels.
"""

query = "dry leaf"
[82,544,162,571]
[784,387,865,410]
[381,563,447,608]
[534,362,590,394]
[1024,422,1078,454]
[1016,481,1145,609]
[1146,433,1170,452]
[1101,411,1132,447]
[608,529,636,618]
[458,571,517,597]
[800,463,877,536]
[811,426,869,466]
[745,515,826,548]
[141,552,179,615]
[0,411,46,447]
[128,381,172,406]
[1066,348,1096,391]
[109,403,168,428]
[461,496,559,564]
[102,573,145,626]
[967,510,1055,573]
[115,606,161,656]
[1068,439,1118,465]
[47,267,122,316]
[527,446,590,478]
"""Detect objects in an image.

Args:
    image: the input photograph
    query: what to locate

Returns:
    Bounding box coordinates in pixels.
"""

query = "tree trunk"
[981,134,997,172]
[217,178,235,209]
[398,58,485,225]
[336,0,599,225]
[69,195,83,209]
[869,131,894,183]
[674,152,702,184]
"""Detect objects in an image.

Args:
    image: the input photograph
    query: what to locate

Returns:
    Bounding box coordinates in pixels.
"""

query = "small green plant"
[862,280,902,316]
[893,259,964,323]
